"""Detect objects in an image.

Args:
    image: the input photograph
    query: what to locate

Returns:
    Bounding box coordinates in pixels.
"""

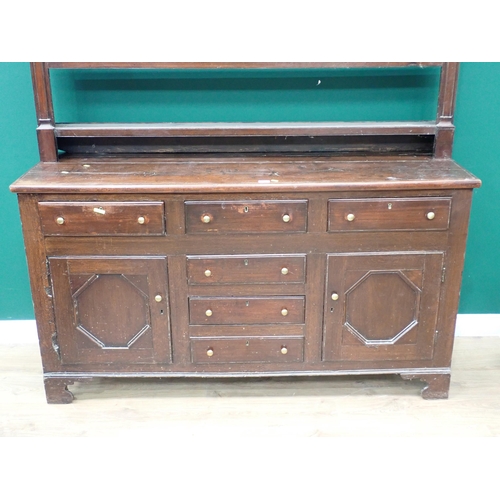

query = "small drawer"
[38,201,165,236]
[187,255,306,285]
[185,200,307,233]
[328,197,451,232]
[189,296,305,325]
[191,337,304,364]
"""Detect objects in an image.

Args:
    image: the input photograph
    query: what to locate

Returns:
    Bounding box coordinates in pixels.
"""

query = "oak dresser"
[10,62,480,403]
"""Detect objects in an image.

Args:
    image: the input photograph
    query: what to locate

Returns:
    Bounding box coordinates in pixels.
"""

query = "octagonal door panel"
[323,252,444,363]
[49,257,171,366]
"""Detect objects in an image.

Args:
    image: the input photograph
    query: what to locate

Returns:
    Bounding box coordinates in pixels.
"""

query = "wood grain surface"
[10,157,481,194]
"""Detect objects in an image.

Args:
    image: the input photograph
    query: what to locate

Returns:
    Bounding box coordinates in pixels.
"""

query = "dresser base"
[43,368,451,403]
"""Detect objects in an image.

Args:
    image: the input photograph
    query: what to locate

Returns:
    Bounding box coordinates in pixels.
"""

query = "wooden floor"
[1,337,499,437]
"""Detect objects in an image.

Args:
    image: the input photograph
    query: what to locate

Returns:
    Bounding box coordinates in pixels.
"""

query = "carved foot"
[400,373,451,399]
[44,378,75,404]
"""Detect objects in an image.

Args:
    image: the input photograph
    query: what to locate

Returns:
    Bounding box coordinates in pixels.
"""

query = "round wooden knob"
[281,347,288,355]
[281,267,289,275]
[155,294,162,302]
[205,309,213,317]
[137,216,145,225]
[207,348,214,357]
[331,293,339,301]
[426,211,436,220]
[56,217,65,225]
[281,308,288,316]
[204,269,212,277]
[282,214,291,223]
[346,213,355,222]
[201,214,212,224]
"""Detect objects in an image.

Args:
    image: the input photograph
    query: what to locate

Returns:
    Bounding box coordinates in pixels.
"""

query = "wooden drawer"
[187,255,306,285]
[328,197,451,231]
[189,296,305,325]
[39,201,165,236]
[191,337,304,364]
[185,200,307,233]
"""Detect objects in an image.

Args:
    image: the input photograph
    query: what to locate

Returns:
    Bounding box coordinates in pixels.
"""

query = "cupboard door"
[323,252,444,363]
[49,257,171,366]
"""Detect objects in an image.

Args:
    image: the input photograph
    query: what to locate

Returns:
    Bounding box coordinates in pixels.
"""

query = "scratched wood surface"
[10,157,481,194]
[1,337,499,437]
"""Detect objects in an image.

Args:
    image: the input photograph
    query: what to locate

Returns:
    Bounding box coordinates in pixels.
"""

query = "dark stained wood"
[190,337,305,364]
[10,157,481,194]
[185,200,308,233]
[187,255,306,285]
[188,324,305,337]
[31,63,57,161]
[429,189,474,368]
[435,63,459,158]
[17,195,61,373]
[10,62,481,401]
[400,373,451,399]
[56,134,435,156]
[437,63,459,121]
[303,253,326,363]
[31,63,54,122]
[323,252,444,362]
[166,255,191,365]
[328,197,451,231]
[38,201,165,236]
[55,121,439,137]
[189,296,306,325]
[43,229,451,260]
[49,257,171,365]
[47,62,444,69]
[187,283,306,298]
[44,378,75,404]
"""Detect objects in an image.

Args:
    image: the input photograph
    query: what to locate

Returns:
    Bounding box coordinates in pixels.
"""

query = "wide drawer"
[189,296,305,325]
[191,337,304,364]
[38,201,165,236]
[187,254,306,285]
[328,197,451,231]
[185,200,307,233]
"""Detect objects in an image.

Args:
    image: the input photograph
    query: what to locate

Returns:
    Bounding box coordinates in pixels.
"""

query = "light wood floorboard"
[1,337,499,437]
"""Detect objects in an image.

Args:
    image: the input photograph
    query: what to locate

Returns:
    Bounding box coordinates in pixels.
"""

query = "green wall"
[0,63,40,319]
[49,67,440,122]
[453,64,500,313]
[0,62,498,319]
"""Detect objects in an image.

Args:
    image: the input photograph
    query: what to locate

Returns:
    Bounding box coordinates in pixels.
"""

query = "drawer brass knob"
[282,214,291,223]
[281,267,289,275]
[426,211,436,220]
[281,308,288,316]
[201,214,213,224]
[346,213,355,222]
[205,309,213,317]
[204,269,212,277]
[56,217,65,225]
[331,293,339,301]
[281,346,288,355]
[155,294,162,302]
[207,348,214,357]
[137,216,146,225]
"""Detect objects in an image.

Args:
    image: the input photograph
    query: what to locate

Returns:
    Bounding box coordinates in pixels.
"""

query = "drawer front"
[189,296,305,325]
[191,337,304,364]
[185,200,307,233]
[39,201,165,236]
[187,255,306,285]
[328,197,451,231]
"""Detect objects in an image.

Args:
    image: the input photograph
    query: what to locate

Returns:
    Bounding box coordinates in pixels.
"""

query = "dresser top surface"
[10,156,481,194]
